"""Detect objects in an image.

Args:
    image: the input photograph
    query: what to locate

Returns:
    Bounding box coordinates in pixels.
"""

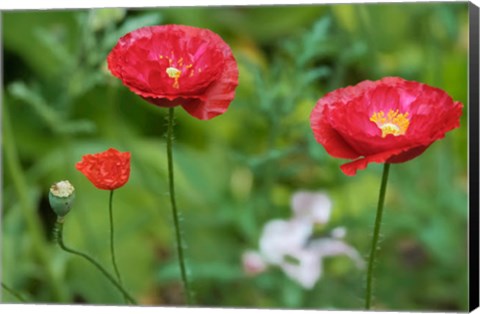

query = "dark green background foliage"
[1,3,468,310]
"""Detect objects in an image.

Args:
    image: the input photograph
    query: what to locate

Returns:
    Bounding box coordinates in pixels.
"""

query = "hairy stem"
[54,219,137,305]
[1,282,27,302]
[365,163,391,309]
[108,189,126,303]
[166,107,193,305]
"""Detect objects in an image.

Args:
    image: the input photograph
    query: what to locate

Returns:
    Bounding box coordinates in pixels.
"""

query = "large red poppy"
[310,77,463,176]
[107,24,238,120]
[76,148,131,190]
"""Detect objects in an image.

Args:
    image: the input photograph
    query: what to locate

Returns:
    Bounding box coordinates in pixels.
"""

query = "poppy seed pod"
[49,180,75,217]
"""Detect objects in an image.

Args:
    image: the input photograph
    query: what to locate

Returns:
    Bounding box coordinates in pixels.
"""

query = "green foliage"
[2,3,468,311]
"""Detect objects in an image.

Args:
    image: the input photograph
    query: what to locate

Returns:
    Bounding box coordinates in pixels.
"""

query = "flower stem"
[365,163,391,310]
[2,282,27,302]
[108,190,126,303]
[166,107,193,305]
[54,219,137,305]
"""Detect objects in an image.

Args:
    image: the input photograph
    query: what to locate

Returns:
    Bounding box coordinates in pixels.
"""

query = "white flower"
[277,238,364,289]
[242,250,267,276]
[331,226,347,239]
[279,248,322,290]
[308,238,365,269]
[259,218,312,265]
[245,191,364,290]
[291,191,332,224]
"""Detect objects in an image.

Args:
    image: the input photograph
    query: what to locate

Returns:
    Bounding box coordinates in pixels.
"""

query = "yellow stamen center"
[166,67,181,89]
[159,53,197,89]
[370,109,410,138]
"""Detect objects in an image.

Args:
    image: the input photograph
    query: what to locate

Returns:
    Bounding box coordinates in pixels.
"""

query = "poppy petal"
[311,77,463,175]
[107,24,238,120]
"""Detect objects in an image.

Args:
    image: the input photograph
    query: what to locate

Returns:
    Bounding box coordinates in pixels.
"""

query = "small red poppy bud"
[76,148,131,190]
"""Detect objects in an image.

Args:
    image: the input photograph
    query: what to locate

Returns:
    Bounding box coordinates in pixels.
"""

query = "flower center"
[166,67,181,89]
[159,54,198,90]
[50,180,75,197]
[370,109,410,138]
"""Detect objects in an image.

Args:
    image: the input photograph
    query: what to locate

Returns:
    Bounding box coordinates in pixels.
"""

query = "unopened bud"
[242,251,267,276]
[49,180,75,218]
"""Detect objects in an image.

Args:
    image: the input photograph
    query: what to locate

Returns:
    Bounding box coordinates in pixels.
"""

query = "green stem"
[262,117,279,209]
[54,219,137,305]
[1,282,27,302]
[108,192,121,280]
[166,107,193,305]
[365,163,391,309]
[108,190,126,303]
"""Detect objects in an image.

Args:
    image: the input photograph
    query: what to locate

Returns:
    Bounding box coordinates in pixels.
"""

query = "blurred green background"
[1,3,468,311]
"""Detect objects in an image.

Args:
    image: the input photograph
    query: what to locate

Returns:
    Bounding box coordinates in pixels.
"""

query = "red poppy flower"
[76,148,131,190]
[107,24,238,120]
[310,77,463,176]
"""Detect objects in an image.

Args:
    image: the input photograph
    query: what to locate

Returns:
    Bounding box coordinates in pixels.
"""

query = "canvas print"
[1,2,470,311]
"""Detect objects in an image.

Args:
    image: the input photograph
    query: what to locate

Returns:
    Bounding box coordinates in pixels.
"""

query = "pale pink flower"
[274,238,364,289]
[330,226,347,239]
[291,191,332,224]
[259,219,312,265]
[279,248,323,289]
[245,191,364,290]
[309,238,365,269]
[242,250,267,276]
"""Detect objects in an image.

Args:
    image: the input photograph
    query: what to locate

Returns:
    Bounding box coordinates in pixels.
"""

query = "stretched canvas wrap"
[1,2,477,313]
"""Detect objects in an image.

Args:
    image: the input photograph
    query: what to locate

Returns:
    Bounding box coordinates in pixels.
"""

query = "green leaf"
[101,13,163,51]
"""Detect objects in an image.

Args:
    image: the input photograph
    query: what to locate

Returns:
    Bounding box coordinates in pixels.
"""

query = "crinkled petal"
[107,24,238,120]
[310,77,463,175]
[181,52,238,120]
[75,148,131,190]
[310,103,360,159]
[339,145,428,176]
